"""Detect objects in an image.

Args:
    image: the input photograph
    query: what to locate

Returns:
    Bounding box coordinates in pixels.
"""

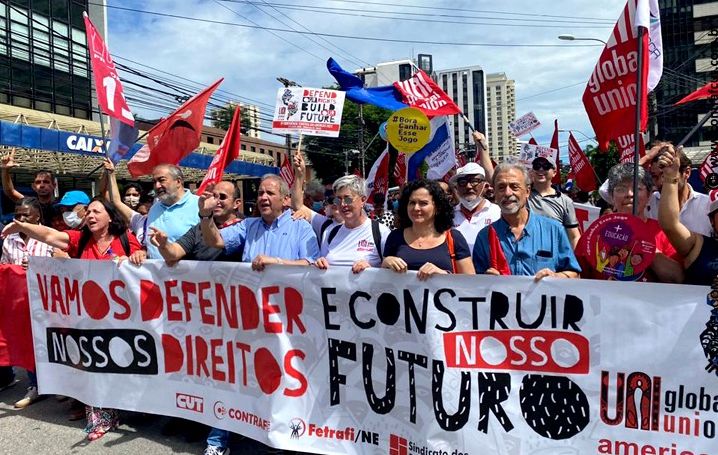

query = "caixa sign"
[65,134,106,154]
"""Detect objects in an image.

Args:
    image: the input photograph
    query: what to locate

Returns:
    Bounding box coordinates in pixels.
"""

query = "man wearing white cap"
[450,162,501,251]
[528,155,580,249]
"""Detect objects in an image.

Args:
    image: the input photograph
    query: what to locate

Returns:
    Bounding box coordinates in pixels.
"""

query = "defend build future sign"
[272,87,345,137]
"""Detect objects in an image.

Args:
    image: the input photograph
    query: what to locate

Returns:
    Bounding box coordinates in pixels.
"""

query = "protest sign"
[508,112,541,137]
[386,107,431,154]
[26,258,716,455]
[518,142,557,168]
[272,87,345,137]
[574,202,600,234]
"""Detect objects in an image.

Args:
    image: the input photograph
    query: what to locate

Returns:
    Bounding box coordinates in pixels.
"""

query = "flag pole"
[632,26,646,217]
[677,105,718,147]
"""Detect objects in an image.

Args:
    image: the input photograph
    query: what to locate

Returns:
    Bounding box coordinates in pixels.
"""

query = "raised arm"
[291,150,306,211]
[199,190,224,248]
[657,146,699,258]
[472,131,494,183]
[102,158,135,224]
[1,148,24,202]
[1,220,70,250]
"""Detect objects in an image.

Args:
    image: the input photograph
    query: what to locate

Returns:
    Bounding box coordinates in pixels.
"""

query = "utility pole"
[359,105,366,177]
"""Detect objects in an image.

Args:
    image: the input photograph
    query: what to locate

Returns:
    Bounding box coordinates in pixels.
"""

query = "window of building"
[241,144,247,150]
[207,137,214,144]
[251,146,256,152]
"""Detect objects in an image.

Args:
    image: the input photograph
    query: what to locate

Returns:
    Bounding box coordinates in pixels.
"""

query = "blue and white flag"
[408,116,454,181]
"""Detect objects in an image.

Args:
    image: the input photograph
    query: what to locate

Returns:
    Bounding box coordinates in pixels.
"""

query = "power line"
[88,2,603,48]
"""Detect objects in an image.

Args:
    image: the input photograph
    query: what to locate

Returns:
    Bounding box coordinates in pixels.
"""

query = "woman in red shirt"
[2,197,141,440]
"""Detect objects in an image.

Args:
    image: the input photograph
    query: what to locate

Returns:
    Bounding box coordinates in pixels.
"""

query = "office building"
[486,72,517,162]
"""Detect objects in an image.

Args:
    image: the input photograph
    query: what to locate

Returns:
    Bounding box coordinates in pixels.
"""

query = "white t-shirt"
[452,201,501,251]
[645,185,712,236]
[310,210,340,240]
[130,211,149,246]
[320,218,390,267]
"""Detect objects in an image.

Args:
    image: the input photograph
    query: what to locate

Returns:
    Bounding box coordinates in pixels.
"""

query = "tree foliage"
[585,142,620,183]
[303,99,392,184]
[210,103,251,133]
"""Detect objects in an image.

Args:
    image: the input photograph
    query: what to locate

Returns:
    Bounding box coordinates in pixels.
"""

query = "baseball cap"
[449,162,486,184]
[532,155,556,169]
[56,190,91,207]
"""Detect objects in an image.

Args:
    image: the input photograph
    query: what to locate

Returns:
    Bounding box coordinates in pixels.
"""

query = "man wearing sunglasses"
[450,162,501,251]
[528,156,580,249]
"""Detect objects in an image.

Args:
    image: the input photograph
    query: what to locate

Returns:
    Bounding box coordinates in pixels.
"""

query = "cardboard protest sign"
[272,87,345,137]
[25,258,715,454]
[508,112,540,137]
[518,142,557,168]
[386,107,431,154]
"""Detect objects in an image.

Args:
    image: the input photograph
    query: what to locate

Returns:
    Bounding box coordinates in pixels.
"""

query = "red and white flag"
[394,71,463,117]
[583,0,662,153]
[550,120,562,185]
[394,152,407,187]
[700,144,718,184]
[279,153,295,189]
[366,147,390,205]
[567,132,598,192]
[197,106,242,194]
[127,79,222,177]
[83,12,134,127]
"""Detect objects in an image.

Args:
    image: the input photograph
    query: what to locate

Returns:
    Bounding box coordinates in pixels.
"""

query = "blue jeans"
[28,370,37,388]
[207,427,229,448]
[0,366,13,386]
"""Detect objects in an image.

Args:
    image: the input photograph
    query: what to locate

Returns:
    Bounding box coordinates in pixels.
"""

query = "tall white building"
[485,72,517,162]
[354,59,416,88]
[240,103,261,139]
[433,66,488,153]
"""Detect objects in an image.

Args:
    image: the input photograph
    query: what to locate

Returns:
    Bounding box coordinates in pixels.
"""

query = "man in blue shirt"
[473,163,581,280]
[198,173,318,455]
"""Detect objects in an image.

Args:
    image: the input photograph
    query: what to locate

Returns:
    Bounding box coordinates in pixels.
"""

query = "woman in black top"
[382,179,475,280]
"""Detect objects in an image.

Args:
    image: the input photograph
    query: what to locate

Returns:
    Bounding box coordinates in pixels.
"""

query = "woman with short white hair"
[315,175,389,273]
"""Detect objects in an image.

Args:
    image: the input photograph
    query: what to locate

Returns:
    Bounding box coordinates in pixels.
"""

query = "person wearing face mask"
[449,162,501,251]
[56,190,90,230]
[122,183,143,211]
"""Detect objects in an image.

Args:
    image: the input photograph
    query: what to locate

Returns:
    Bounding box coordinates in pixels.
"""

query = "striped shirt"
[1,233,54,265]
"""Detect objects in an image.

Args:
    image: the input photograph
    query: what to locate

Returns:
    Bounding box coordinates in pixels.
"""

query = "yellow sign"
[386,107,431,154]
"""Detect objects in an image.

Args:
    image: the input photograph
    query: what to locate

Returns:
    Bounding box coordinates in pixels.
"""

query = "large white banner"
[27,258,717,455]
[272,87,345,137]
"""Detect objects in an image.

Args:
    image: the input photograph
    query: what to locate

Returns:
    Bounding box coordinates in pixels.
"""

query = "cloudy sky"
[106,0,628,153]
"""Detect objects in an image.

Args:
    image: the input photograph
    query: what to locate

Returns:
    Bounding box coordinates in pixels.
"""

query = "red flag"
[583,0,650,152]
[551,120,562,185]
[394,71,463,116]
[366,148,390,205]
[197,106,242,194]
[127,79,223,177]
[675,80,717,105]
[700,143,718,184]
[567,133,598,192]
[0,266,34,372]
[83,12,134,127]
[619,138,646,163]
[394,152,407,187]
[279,153,295,188]
[488,225,511,275]
[528,137,538,145]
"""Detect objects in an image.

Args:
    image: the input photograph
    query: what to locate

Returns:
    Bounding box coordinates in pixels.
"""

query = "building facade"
[485,72,517,162]
[434,65,488,153]
[654,0,716,146]
[240,103,261,139]
[354,59,415,88]
[0,0,103,121]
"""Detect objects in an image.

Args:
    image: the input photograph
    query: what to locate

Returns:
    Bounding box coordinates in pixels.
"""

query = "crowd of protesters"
[0,134,716,453]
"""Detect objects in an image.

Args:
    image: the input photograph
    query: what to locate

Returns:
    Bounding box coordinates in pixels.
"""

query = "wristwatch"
[199,212,212,220]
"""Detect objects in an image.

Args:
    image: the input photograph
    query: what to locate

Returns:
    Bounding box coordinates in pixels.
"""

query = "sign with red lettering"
[508,112,541,137]
[273,87,345,137]
[25,258,714,454]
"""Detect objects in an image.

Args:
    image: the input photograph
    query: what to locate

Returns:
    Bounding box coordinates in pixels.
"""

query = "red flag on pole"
[550,120,562,185]
[582,0,659,153]
[699,143,718,184]
[366,148,390,205]
[83,12,134,127]
[279,153,295,189]
[127,79,223,177]
[394,71,463,117]
[675,80,717,105]
[567,132,598,192]
[197,106,242,194]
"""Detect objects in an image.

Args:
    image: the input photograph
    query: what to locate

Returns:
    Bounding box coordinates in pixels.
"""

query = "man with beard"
[450,162,501,251]
[473,163,580,280]
[2,148,57,226]
[133,164,199,260]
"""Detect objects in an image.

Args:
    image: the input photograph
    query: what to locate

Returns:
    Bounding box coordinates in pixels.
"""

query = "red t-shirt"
[65,229,142,260]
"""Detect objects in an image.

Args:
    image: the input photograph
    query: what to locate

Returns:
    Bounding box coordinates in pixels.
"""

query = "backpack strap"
[318,218,333,248]
[326,224,342,246]
[371,219,383,262]
[445,229,457,274]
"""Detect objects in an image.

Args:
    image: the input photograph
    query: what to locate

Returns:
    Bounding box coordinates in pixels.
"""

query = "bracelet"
[199,212,212,219]
[663,177,679,185]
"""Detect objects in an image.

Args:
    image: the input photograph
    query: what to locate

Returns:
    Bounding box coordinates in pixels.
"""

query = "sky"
[105,0,628,154]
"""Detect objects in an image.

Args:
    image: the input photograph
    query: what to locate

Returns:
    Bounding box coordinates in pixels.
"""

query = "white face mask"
[124,195,140,207]
[459,196,483,211]
[62,211,83,229]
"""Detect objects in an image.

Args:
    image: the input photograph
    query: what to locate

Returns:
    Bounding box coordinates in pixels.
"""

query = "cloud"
[107,0,627,149]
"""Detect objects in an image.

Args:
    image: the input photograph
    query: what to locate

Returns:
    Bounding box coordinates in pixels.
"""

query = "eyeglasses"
[456,177,484,187]
[213,193,230,201]
[532,162,554,171]
[332,196,356,206]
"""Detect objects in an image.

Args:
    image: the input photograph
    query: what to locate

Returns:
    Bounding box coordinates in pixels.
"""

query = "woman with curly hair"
[382,179,475,279]
[2,196,141,441]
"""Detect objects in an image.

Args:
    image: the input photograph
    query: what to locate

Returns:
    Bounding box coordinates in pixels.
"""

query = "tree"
[210,103,251,134]
[303,99,392,184]
[585,142,620,183]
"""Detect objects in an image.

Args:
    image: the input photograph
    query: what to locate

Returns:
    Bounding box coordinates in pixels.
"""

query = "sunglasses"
[456,177,484,187]
[532,161,554,171]
[213,193,230,201]
[332,196,356,206]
